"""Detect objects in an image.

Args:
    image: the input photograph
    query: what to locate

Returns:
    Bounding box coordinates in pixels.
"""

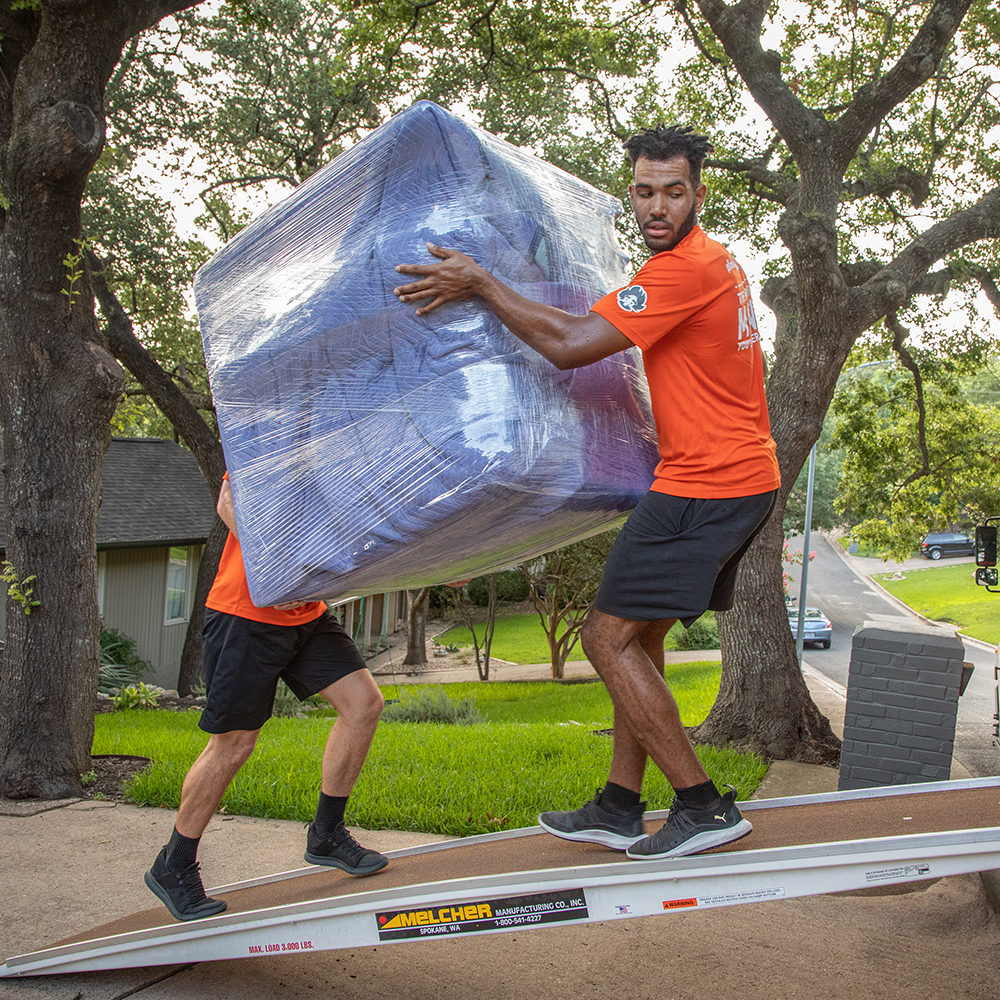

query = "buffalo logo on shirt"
[617,285,647,313]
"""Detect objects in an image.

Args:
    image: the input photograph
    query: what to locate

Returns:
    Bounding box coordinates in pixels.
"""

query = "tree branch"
[708,155,798,205]
[831,0,973,160]
[694,0,827,162]
[86,248,225,492]
[843,164,931,208]
[887,313,930,486]
[851,183,1000,330]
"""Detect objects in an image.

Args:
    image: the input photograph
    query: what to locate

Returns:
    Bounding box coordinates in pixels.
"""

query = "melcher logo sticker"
[376,889,588,941]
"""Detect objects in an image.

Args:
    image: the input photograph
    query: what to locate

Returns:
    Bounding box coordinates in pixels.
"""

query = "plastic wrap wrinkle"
[195,100,659,606]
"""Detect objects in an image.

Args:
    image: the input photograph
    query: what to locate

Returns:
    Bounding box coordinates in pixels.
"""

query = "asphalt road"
[786,533,999,779]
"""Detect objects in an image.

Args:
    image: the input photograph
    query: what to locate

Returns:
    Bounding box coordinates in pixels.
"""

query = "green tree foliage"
[640,0,1000,760]
[179,0,667,241]
[832,353,1000,559]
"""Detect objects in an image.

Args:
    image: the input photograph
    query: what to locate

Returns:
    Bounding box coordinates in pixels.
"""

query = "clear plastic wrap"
[194,101,659,606]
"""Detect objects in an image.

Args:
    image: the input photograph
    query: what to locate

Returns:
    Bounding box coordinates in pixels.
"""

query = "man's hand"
[394,243,484,315]
[274,600,312,611]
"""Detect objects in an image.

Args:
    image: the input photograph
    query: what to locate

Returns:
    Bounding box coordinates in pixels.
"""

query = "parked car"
[920,532,974,560]
[787,605,832,649]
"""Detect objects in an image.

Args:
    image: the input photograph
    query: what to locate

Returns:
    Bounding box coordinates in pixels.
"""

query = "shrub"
[673,614,719,650]
[381,687,481,724]
[466,570,530,606]
[272,678,311,718]
[99,624,151,695]
[112,682,160,710]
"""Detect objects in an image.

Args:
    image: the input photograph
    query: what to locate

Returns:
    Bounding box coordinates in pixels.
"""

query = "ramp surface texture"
[3,779,998,978]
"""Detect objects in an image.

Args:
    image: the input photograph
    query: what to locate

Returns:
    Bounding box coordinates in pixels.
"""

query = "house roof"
[0,438,217,551]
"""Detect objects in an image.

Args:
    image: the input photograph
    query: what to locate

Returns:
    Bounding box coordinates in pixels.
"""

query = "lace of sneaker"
[321,823,368,862]
[172,859,211,905]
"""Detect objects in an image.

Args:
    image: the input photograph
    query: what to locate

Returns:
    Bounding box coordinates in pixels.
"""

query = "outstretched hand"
[394,242,483,315]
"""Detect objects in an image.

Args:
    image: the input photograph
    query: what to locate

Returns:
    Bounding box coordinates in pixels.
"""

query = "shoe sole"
[537,815,644,851]
[304,851,389,875]
[143,870,228,921]
[625,818,753,860]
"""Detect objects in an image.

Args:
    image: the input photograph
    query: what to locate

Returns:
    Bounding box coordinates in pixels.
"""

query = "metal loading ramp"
[3,776,998,978]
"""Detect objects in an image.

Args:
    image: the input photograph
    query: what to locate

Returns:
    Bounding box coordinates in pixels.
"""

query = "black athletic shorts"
[594,489,777,626]
[199,609,367,733]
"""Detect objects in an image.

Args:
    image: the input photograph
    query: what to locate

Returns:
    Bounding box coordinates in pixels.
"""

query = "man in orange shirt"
[394,125,780,860]
[144,476,387,921]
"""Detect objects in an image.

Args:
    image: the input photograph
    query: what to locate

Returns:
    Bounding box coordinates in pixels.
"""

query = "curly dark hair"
[623,125,714,186]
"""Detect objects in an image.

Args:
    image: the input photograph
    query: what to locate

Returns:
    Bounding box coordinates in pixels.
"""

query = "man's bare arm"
[394,243,631,370]
[217,479,238,540]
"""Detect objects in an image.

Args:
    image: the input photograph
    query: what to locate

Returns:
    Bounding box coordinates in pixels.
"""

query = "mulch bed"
[86,754,153,801]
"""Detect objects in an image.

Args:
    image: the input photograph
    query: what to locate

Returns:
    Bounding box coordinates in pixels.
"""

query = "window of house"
[164,546,192,623]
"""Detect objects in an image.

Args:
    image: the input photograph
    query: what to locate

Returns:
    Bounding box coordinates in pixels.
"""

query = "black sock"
[165,827,200,868]
[314,792,348,834]
[674,780,721,811]
[599,781,641,812]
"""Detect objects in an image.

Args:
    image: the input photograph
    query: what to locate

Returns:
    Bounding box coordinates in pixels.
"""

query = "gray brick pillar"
[839,621,966,790]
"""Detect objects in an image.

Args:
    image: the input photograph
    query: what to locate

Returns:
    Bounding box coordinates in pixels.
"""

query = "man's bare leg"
[174,729,260,838]
[583,609,708,789]
[581,608,752,858]
[305,668,388,874]
[316,667,384,794]
[536,620,680,849]
[605,618,676,792]
[146,729,259,920]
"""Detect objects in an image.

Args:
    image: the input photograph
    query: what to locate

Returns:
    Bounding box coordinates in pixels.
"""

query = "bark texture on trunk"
[403,587,430,667]
[0,1,207,797]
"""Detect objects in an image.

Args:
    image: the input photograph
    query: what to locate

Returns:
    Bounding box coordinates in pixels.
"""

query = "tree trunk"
[403,587,430,667]
[0,1,205,798]
[694,514,840,763]
[695,276,849,762]
[476,574,497,681]
[90,250,226,695]
[176,518,228,696]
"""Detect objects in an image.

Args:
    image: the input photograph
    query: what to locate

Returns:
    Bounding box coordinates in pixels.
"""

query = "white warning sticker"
[864,863,931,884]
[698,886,787,907]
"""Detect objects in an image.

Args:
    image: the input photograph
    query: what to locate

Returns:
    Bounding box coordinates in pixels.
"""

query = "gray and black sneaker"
[144,846,228,921]
[538,790,646,850]
[305,822,388,875]
[626,787,751,860]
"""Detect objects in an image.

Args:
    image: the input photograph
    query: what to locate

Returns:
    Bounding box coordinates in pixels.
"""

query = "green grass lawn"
[873,562,999,645]
[93,666,766,837]
[435,610,715,663]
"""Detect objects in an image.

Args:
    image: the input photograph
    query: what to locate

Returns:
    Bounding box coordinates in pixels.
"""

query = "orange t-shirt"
[591,226,780,499]
[205,476,327,626]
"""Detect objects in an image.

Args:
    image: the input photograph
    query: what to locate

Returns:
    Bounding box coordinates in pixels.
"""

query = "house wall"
[331,590,407,655]
[100,545,203,690]
[0,555,408,691]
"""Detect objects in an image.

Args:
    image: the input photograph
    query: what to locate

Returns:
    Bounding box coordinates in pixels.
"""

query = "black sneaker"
[305,822,388,875]
[538,790,646,850]
[144,846,228,921]
[626,787,751,860]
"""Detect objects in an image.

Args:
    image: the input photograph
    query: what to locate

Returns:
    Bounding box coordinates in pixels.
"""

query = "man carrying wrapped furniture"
[395,125,780,860]
[144,475,387,921]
